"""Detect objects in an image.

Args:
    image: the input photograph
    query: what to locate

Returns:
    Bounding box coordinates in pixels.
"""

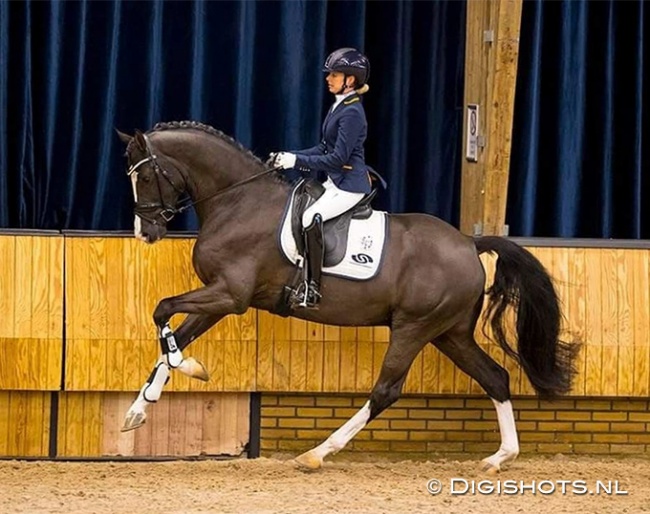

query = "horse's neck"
[186,140,256,197]
[193,178,288,243]
[163,133,287,227]
[154,131,288,229]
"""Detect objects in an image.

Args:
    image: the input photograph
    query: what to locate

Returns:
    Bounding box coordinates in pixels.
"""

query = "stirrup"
[288,280,308,307]
[300,281,322,308]
[289,280,321,309]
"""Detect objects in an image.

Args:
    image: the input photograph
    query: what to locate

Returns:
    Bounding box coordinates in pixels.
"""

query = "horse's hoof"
[479,460,500,475]
[294,450,323,471]
[121,411,146,432]
[179,357,210,382]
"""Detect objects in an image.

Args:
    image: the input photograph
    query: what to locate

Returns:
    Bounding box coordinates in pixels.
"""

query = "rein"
[176,165,280,214]
[128,134,280,224]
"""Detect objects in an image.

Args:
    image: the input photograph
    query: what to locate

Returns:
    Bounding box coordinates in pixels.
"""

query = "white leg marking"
[482,398,519,470]
[311,401,371,460]
[130,172,146,241]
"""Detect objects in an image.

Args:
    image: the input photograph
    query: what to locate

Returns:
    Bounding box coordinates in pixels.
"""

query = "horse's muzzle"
[136,217,167,244]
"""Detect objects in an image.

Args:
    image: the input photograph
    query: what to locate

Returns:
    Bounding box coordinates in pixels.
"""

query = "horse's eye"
[141,175,152,183]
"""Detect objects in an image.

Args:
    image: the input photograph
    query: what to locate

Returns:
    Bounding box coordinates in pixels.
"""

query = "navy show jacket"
[293,93,372,194]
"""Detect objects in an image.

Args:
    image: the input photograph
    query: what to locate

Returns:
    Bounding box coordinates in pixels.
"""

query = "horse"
[117,120,578,473]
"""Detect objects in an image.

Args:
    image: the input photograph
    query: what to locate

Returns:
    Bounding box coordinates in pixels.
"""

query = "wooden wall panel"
[0,236,16,339]
[632,250,650,396]
[56,391,102,457]
[64,237,257,392]
[255,246,650,397]
[567,247,587,396]
[0,338,62,391]
[616,249,634,395]
[600,249,618,396]
[62,236,650,398]
[57,392,249,458]
[256,312,391,393]
[0,391,51,457]
[3,234,649,461]
[583,248,603,395]
[0,235,63,390]
[515,247,649,398]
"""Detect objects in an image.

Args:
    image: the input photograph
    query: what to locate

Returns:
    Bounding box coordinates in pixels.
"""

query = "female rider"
[271,48,373,308]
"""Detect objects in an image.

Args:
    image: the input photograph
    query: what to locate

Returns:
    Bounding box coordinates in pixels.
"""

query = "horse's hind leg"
[122,313,221,432]
[295,327,427,470]
[433,326,519,473]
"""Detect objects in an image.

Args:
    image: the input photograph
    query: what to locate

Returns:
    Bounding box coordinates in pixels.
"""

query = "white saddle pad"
[278,188,388,281]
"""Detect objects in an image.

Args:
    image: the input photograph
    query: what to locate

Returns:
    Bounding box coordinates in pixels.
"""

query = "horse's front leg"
[168,312,223,380]
[153,283,246,369]
[122,312,222,432]
[123,282,244,432]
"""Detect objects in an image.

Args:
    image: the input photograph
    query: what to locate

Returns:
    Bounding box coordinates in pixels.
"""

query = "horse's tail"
[474,236,579,399]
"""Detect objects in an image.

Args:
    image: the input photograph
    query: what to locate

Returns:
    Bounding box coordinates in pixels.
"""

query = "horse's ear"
[115,129,132,145]
[134,130,147,152]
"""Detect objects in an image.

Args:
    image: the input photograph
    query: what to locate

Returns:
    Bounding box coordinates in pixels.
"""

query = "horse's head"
[118,129,187,243]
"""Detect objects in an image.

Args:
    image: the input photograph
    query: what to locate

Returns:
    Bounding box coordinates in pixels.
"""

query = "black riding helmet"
[322,47,370,87]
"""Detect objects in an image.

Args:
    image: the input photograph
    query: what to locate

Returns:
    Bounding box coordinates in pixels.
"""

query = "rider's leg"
[302,178,365,226]
[301,214,324,307]
[297,178,364,307]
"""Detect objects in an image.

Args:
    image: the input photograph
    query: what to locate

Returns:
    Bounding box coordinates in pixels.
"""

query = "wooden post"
[459,0,523,236]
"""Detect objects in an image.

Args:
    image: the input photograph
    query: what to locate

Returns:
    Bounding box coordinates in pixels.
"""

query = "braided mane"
[126,120,264,166]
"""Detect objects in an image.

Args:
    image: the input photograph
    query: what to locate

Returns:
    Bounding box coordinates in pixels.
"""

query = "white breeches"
[302,177,365,227]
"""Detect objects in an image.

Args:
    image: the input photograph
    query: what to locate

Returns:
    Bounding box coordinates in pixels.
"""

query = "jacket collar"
[331,90,357,112]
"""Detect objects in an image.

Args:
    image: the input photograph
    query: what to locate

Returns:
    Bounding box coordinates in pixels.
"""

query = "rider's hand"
[272,152,297,170]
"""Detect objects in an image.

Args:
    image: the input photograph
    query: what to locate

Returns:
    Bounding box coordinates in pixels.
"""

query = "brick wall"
[260,394,650,457]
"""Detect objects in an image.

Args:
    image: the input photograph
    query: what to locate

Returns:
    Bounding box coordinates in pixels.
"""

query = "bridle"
[127,133,279,225]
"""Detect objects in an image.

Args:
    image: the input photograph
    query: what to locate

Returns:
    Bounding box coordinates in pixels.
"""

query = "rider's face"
[326,72,353,94]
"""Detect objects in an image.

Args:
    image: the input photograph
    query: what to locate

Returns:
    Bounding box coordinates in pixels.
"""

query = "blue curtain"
[0,0,466,231]
[508,0,648,238]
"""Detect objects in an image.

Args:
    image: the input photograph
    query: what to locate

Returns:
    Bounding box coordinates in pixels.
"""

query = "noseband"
[127,135,187,225]
[127,133,280,225]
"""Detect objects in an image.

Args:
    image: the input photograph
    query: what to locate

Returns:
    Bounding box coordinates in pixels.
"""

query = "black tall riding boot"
[301,214,324,308]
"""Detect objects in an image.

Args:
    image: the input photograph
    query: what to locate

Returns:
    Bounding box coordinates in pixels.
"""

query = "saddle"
[290,179,377,267]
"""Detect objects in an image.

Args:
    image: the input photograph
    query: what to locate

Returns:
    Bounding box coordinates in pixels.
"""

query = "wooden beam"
[460,0,523,236]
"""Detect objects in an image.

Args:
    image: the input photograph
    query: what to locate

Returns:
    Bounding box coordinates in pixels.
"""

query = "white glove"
[273,152,297,170]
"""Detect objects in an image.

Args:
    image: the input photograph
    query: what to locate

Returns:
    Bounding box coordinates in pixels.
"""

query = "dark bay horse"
[117,121,578,473]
